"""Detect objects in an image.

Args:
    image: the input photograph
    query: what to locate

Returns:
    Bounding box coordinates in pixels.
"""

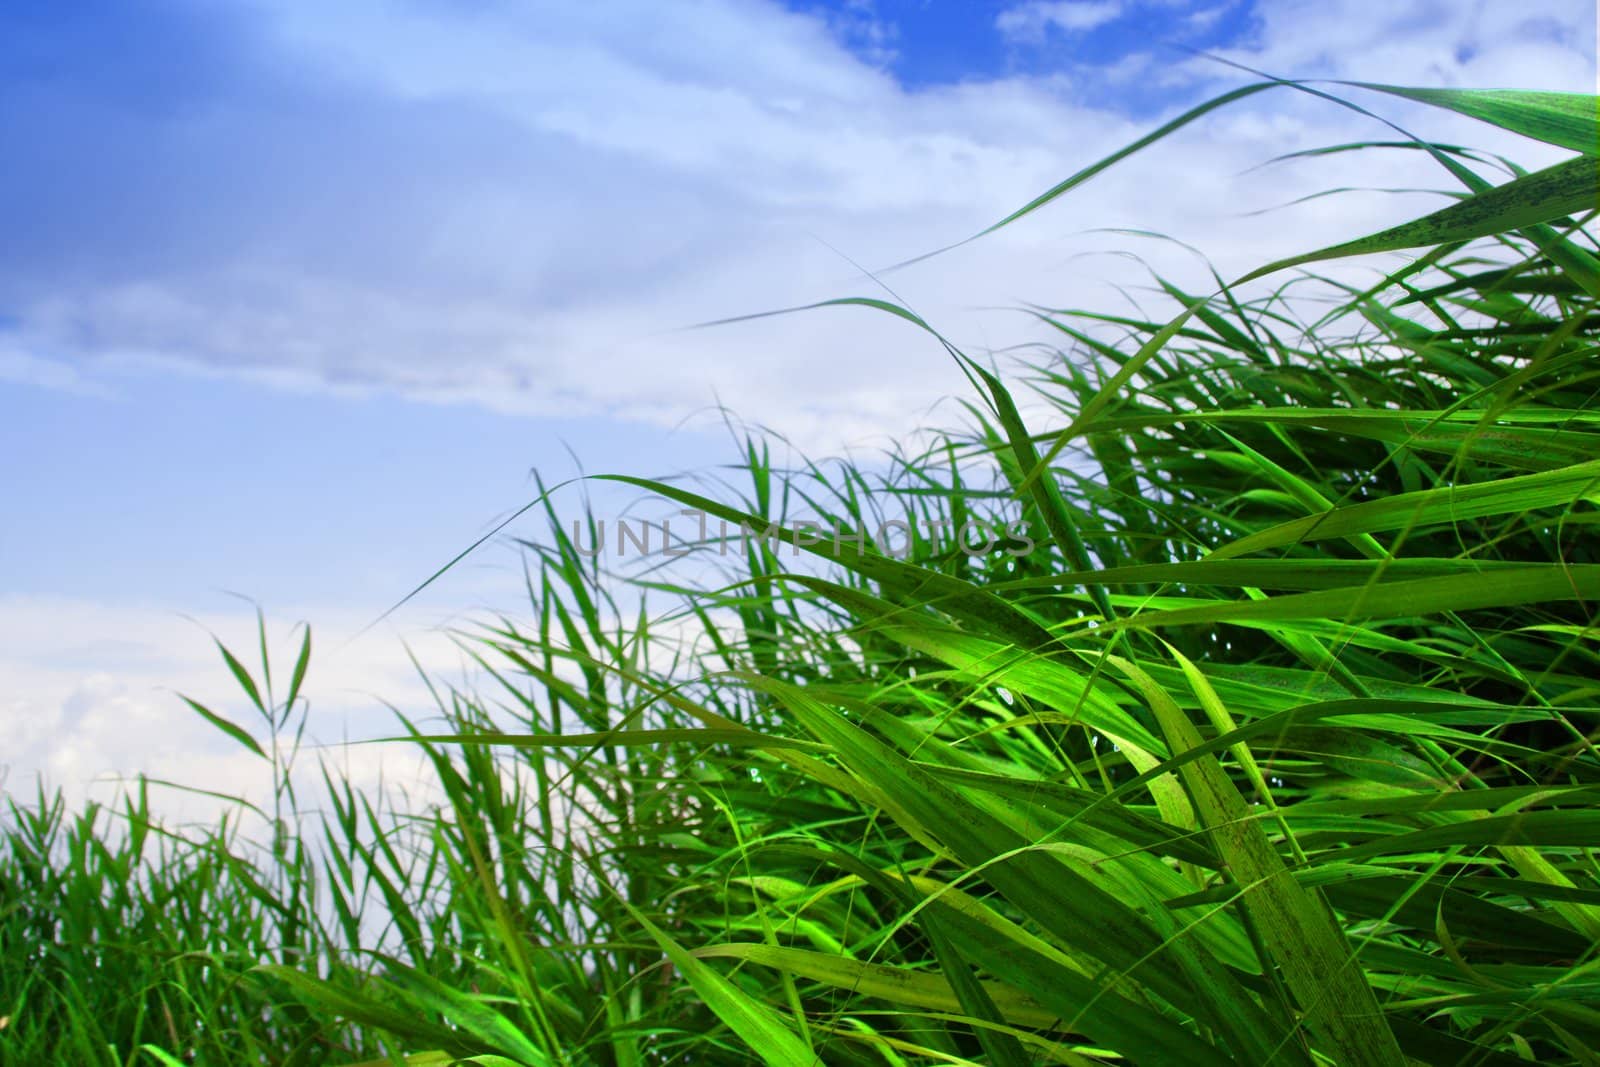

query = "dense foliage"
[4,81,1598,1066]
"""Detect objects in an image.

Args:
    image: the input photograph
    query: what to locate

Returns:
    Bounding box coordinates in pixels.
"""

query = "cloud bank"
[2,0,1591,449]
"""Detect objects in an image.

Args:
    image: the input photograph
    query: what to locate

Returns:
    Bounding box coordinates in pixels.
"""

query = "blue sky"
[1,0,1282,609]
[2,0,1593,804]
[798,0,1256,99]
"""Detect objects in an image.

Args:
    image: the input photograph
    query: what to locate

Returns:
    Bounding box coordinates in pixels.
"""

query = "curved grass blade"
[1349,86,1599,155]
[621,901,817,1066]
[1237,156,1598,286]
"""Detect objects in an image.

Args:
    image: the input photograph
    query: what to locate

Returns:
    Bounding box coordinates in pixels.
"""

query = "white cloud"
[0,340,105,394]
[996,1,1126,42]
[1185,2,1237,33]
[2,0,1592,454]
[1210,0,1594,86]
[0,573,730,831]
[0,594,470,824]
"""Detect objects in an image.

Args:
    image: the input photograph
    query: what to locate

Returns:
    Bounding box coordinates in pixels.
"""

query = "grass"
[3,79,1598,1066]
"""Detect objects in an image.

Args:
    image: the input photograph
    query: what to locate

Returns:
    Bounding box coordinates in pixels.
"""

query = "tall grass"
[3,80,1597,1065]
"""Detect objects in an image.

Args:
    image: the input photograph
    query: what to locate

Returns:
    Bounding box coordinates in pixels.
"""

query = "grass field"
[4,79,1599,1066]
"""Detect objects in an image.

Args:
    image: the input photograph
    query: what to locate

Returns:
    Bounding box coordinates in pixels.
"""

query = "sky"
[2,0,1595,815]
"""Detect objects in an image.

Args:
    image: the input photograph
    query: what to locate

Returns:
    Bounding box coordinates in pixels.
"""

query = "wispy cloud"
[995,1,1125,42]
[0,342,106,394]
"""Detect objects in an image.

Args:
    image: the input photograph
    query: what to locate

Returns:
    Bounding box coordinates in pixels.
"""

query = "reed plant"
[3,78,1597,1065]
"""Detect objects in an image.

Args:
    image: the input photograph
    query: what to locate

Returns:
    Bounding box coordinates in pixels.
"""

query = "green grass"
[4,79,1598,1066]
